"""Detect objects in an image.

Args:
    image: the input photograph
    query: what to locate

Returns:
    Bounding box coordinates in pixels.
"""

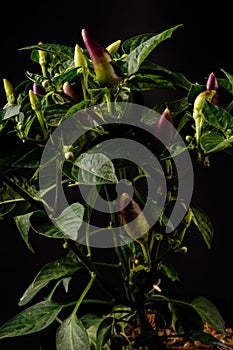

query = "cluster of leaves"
[0,24,233,349]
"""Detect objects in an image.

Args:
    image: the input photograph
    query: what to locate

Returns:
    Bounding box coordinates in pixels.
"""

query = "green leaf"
[14,212,34,252]
[30,210,66,239]
[128,73,173,90]
[220,69,233,93]
[0,300,63,338]
[19,43,74,60]
[96,317,114,350]
[56,315,91,350]
[200,132,233,153]
[30,203,85,241]
[2,104,21,120]
[123,25,182,75]
[19,256,82,306]
[160,261,179,282]
[191,205,214,249]
[190,330,230,348]
[168,301,203,335]
[71,153,118,185]
[191,296,227,335]
[53,202,85,240]
[12,147,43,168]
[203,100,233,131]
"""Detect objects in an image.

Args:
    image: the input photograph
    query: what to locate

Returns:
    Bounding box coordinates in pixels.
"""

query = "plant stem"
[71,272,96,317]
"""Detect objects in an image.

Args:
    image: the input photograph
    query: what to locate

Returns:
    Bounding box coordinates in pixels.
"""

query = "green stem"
[71,272,96,317]
[67,240,117,299]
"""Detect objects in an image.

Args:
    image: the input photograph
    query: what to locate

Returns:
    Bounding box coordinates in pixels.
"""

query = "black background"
[0,1,233,348]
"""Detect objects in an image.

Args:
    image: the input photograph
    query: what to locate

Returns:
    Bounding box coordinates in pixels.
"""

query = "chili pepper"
[154,107,173,146]
[38,42,48,78]
[62,81,81,102]
[193,89,216,146]
[29,89,47,137]
[74,44,88,69]
[119,192,151,270]
[32,82,45,95]
[81,28,120,87]
[3,78,16,104]
[206,72,219,105]
[106,39,121,56]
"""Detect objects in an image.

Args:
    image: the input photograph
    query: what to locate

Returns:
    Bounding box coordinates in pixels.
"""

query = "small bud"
[64,151,74,160]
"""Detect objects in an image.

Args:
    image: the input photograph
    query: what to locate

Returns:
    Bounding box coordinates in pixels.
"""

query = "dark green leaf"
[53,202,85,241]
[128,74,173,90]
[19,43,74,60]
[203,100,233,131]
[12,147,43,168]
[124,25,183,75]
[200,132,230,153]
[0,300,63,338]
[71,153,118,185]
[19,256,82,306]
[96,317,114,350]
[191,205,214,249]
[191,296,228,335]
[190,330,230,348]
[2,104,21,120]
[30,210,66,239]
[160,261,179,282]
[168,301,203,335]
[14,212,34,252]
[56,315,91,350]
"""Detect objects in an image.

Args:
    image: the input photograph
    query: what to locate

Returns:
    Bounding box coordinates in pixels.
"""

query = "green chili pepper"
[193,90,216,146]
[106,39,121,56]
[38,42,48,78]
[29,89,47,138]
[74,44,88,69]
[3,78,16,104]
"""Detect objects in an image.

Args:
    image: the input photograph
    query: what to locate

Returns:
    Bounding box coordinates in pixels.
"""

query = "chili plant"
[0,24,233,349]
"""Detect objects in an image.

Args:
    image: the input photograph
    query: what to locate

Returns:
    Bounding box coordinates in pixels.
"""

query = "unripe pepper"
[119,192,151,270]
[29,89,47,138]
[106,39,121,56]
[206,72,219,105]
[74,44,88,69]
[38,42,48,78]
[3,78,16,104]
[193,89,216,146]
[154,107,173,146]
[81,28,120,87]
